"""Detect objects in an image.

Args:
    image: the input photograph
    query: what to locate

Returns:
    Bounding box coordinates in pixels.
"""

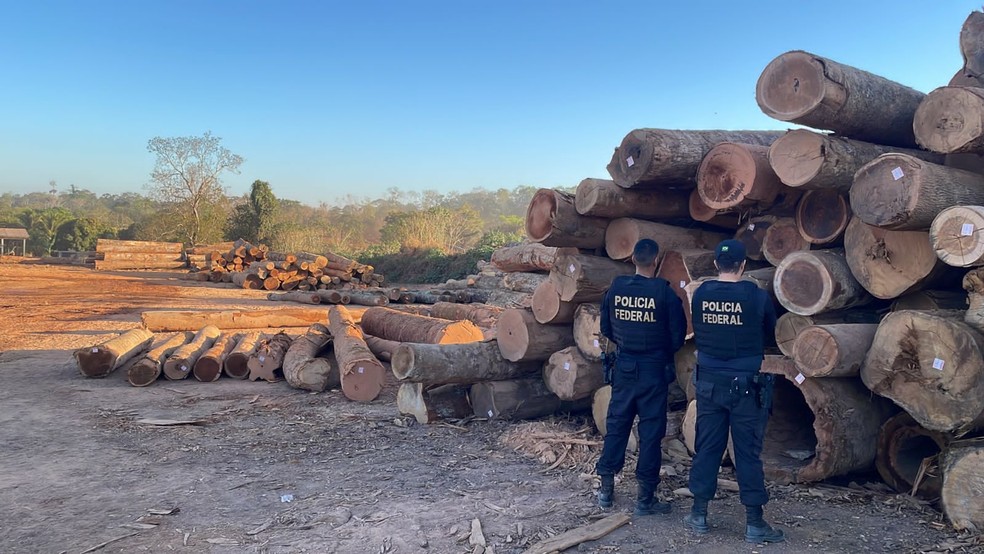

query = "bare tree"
[146,132,243,245]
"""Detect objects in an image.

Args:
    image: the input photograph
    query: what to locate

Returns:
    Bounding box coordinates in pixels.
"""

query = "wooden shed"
[0,228,29,255]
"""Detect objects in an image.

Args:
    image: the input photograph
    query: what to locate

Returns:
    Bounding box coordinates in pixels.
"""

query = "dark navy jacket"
[691,279,777,376]
[600,274,687,364]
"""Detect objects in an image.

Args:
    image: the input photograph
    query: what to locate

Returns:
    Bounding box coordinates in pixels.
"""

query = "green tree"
[54,217,106,252]
[227,180,278,243]
[18,207,74,255]
[146,131,243,245]
[379,205,482,254]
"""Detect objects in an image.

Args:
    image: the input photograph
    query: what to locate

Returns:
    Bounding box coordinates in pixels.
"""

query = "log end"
[390,344,415,380]
[791,326,837,377]
[931,205,984,267]
[796,190,850,245]
[942,445,984,531]
[763,218,811,266]
[697,143,759,210]
[193,359,222,382]
[913,86,984,154]
[341,361,385,402]
[162,359,193,380]
[768,129,825,187]
[850,154,921,229]
[127,360,159,387]
[775,253,832,315]
[604,218,639,261]
[525,189,558,243]
[496,309,533,362]
[75,348,115,378]
[755,51,828,122]
[607,130,653,187]
[223,354,250,379]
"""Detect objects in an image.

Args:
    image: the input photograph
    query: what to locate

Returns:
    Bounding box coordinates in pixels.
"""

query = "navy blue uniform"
[595,274,687,487]
[689,280,777,507]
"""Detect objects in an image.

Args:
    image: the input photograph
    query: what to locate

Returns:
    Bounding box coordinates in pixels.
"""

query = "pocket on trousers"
[695,380,714,400]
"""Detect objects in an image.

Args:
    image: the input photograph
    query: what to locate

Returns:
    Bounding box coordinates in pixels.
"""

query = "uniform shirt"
[600,273,687,364]
[691,279,777,377]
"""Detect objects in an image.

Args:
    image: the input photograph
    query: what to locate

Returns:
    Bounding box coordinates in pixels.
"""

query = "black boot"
[598,475,614,509]
[634,482,671,516]
[683,497,710,534]
[744,505,785,543]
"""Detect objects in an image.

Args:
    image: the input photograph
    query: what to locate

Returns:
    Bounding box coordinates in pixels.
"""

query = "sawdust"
[499,420,603,474]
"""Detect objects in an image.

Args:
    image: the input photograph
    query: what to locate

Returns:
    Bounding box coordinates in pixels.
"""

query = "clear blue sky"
[0,1,979,204]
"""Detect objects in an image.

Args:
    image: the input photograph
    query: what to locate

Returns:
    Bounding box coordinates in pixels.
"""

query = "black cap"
[715,239,746,266]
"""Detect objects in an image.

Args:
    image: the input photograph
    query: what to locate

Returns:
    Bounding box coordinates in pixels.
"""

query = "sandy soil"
[0,262,975,553]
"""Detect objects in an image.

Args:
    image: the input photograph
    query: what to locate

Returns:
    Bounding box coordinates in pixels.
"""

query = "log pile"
[94,239,185,271]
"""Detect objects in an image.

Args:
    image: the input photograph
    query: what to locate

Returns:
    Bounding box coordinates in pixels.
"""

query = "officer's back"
[602,273,683,364]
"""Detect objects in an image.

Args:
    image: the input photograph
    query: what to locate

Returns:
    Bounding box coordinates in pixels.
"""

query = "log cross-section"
[75,328,155,378]
[525,188,609,249]
[774,249,871,315]
[328,306,385,402]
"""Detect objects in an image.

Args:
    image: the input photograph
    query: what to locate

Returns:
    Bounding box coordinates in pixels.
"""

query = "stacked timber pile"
[94,239,185,271]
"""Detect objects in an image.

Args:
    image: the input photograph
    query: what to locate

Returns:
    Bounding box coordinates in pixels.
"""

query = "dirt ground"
[0,262,978,554]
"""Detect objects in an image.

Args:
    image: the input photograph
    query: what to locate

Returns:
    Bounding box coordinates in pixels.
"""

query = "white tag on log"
[568,264,576,274]
[92,347,99,353]
[933,358,945,371]
[259,356,266,362]
[563,362,571,371]
[794,373,806,385]
[962,223,975,237]
[747,223,755,231]
[626,156,634,167]
[487,410,494,418]
[593,339,600,347]
[358,366,364,374]
[891,167,904,180]
[679,280,686,288]
[181,365,188,372]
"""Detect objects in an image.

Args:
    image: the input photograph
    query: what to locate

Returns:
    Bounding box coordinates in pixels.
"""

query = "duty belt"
[697,371,762,395]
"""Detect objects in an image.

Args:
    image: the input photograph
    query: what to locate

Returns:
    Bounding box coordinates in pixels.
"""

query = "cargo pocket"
[695,380,714,401]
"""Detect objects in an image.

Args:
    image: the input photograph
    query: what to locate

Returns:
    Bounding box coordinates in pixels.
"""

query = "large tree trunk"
[500,271,550,293]
[755,51,925,147]
[941,441,984,532]
[930,205,984,267]
[760,356,897,483]
[574,177,690,219]
[127,332,192,386]
[525,189,609,249]
[606,129,784,188]
[543,346,605,401]
[360,307,484,344]
[774,310,883,356]
[657,249,717,337]
[795,190,851,245]
[193,333,238,382]
[845,217,958,299]
[282,323,337,392]
[99,252,184,263]
[247,332,293,382]
[862,310,984,436]
[75,328,155,378]
[734,216,777,261]
[496,308,575,362]
[768,129,943,190]
[876,412,948,499]
[346,291,390,307]
[605,218,727,261]
[573,303,608,362]
[792,324,879,378]
[391,340,540,385]
[551,252,633,302]
[94,260,186,270]
[774,249,871,315]
[95,239,183,253]
[531,279,578,324]
[429,302,502,329]
[163,325,221,380]
[961,11,984,79]
[470,378,589,420]
[224,331,261,379]
[914,86,984,153]
[762,217,811,267]
[141,308,335,332]
[363,334,401,362]
[852,154,984,230]
[964,268,984,335]
[267,291,321,304]
[397,383,473,424]
[490,243,558,273]
[327,306,385,402]
[696,143,784,210]
[485,289,533,309]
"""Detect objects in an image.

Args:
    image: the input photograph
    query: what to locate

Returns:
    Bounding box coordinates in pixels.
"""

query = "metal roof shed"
[0,228,29,255]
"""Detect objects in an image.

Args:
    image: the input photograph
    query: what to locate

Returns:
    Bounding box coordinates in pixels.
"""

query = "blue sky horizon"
[1,1,980,205]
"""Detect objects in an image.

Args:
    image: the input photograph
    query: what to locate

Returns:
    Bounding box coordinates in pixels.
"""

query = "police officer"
[596,239,687,515]
[685,239,783,543]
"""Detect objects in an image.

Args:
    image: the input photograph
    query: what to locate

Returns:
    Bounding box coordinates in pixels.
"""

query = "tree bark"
[267,291,321,304]
[346,291,390,307]
[774,249,871,315]
[397,383,473,424]
[657,249,717,336]
[490,243,558,273]
[94,260,186,270]
[774,310,883,356]
[961,11,984,79]
[141,308,335,332]
[551,251,633,302]
[792,323,879,377]
[941,441,984,532]
[795,190,851,245]
[247,331,293,382]
[875,412,948,499]
[760,356,897,483]
[845,217,958,299]
[232,272,264,289]
[606,129,785,188]
[193,332,238,382]
[755,50,925,147]
[605,218,727,261]
[75,328,155,378]
[360,307,484,344]
[100,252,184,262]
[862,310,984,435]
[128,332,192,386]
[574,177,690,219]
[485,289,533,309]
[696,143,785,210]
[543,346,605,401]
[363,334,401,362]
[762,217,811,266]
[95,239,183,253]
[963,267,984,334]
[283,323,337,392]
[429,302,502,329]
[914,86,984,153]
[470,378,589,420]
[573,303,609,362]
[531,278,578,324]
[391,340,540,385]
[327,306,385,401]
[525,188,610,249]
[163,325,221,380]
[224,331,261,379]
[852,154,984,230]
[930,205,984,267]
[892,290,968,311]
[498,271,549,293]
[496,308,575,362]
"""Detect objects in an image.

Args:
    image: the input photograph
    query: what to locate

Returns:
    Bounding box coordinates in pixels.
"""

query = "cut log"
[391,340,540,385]
[525,188,609,249]
[100,252,184,262]
[316,289,345,304]
[774,310,884,357]
[163,325,221,380]
[94,260,186,270]
[267,291,321,304]
[914,86,984,154]
[523,513,632,554]
[941,441,984,532]
[674,343,697,402]
[141,308,333,332]
[283,323,337,392]
[591,385,639,453]
[543,346,605,401]
[657,249,717,336]
[75,328,155,378]
[961,11,984,79]
[774,249,871,315]
[931,205,984,267]
[795,190,851,245]
[573,303,609,362]
[876,412,948,499]
[760,356,897,483]
[95,239,183,253]
[697,143,784,210]
[397,383,473,424]
[224,331,261,379]
[762,217,811,267]
[768,129,943,190]
[484,289,533,309]
[490,243,557,273]
[232,272,264,289]
[497,308,575,362]
[429,302,502,329]
[755,51,925,147]
[605,218,728,261]
[345,291,389,307]
[360,307,484,344]
[327,306,386,402]
[792,324,879,378]
[964,267,984,334]
[607,129,785,188]
[363,334,401,362]
[551,252,633,302]
[852,154,984,230]
[470,378,588,420]
[682,399,734,462]
[574,177,690,219]
[531,278,578,324]
[128,332,192,386]
[844,217,958,299]
[732,216,775,262]
[892,290,968,311]
[192,333,238,382]
[862,310,984,435]
[688,189,743,228]
[247,331,293,383]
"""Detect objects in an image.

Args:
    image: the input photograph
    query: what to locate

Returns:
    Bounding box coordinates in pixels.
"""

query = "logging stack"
[93,239,185,271]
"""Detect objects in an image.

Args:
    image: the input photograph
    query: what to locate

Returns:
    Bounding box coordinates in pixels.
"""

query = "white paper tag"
[181,365,189,372]
[748,223,755,231]
[593,339,600,347]
[563,361,571,371]
[568,264,576,274]
[891,167,904,180]
[92,347,99,353]
[794,373,806,385]
[679,280,686,288]
[932,358,945,371]
[626,156,635,167]
[259,355,266,362]
[358,366,364,374]
[487,410,494,417]
[962,223,975,237]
